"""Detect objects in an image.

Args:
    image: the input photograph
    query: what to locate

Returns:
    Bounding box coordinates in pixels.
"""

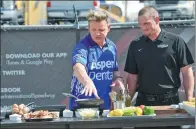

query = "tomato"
[140,105,145,110]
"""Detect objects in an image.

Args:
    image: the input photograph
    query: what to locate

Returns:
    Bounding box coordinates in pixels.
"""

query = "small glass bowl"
[77,108,97,119]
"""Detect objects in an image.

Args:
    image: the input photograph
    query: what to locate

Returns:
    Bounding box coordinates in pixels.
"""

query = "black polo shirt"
[124,29,194,94]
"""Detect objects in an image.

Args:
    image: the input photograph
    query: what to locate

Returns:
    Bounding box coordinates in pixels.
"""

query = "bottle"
[125,88,132,107]
[117,89,125,101]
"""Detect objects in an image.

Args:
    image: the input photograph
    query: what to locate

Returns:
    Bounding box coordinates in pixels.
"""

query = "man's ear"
[108,24,111,32]
[155,16,160,24]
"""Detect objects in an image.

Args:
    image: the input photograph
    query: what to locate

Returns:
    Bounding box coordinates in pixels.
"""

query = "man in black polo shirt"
[124,6,194,129]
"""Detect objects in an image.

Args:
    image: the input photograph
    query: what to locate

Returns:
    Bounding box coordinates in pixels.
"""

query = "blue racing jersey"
[70,33,118,110]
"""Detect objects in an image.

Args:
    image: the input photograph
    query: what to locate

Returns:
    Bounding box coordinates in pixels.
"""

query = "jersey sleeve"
[72,42,88,67]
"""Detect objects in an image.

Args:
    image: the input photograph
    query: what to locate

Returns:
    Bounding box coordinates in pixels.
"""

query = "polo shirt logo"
[89,71,113,81]
[90,61,115,70]
[138,48,143,51]
[157,44,168,48]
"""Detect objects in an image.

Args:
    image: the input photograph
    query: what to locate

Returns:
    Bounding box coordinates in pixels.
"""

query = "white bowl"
[102,110,110,117]
[77,108,97,119]
[9,114,21,121]
[63,110,73,118]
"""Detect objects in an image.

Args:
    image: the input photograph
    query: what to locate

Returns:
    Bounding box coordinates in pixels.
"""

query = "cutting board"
[152,106,187,115]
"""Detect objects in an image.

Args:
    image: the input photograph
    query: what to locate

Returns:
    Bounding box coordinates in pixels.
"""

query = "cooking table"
[1,113,194,129]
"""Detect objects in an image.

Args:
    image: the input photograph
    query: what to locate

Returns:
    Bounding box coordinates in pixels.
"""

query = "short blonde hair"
[87,9,108,22]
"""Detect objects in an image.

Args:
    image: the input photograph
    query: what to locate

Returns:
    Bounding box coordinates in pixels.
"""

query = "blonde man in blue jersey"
[70,9,125,110]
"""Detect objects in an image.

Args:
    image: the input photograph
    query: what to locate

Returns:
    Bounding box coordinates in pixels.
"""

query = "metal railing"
[1,19,195,31]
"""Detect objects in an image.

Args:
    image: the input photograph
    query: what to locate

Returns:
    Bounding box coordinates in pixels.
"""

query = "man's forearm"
[127,74,138,98]
[182,68,194,101]
[112,71,122,81]
[73,63,92,86]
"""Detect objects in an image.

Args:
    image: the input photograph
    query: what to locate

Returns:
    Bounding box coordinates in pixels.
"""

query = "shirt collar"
[87,33,109,47]
[144,29,166,42]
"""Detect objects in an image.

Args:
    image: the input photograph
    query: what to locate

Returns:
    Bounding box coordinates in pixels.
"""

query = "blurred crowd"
[0,0,195,25]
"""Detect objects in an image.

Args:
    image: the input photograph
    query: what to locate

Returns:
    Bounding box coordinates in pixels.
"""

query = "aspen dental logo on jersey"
[90,61,114,70]
[89,61,114,80]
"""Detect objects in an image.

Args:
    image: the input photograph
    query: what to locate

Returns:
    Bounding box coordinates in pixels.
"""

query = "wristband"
[116,76,123,79]
[115,76,124,82]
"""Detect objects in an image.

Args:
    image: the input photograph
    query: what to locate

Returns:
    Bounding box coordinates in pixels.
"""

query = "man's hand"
[73,63,100,99]
[82,80,100,99]
[112,71,125,92]
[115,78,125,91]
[111,78,125,92]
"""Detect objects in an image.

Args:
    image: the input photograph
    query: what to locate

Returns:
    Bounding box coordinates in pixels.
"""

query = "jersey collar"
[87,33,109,48]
